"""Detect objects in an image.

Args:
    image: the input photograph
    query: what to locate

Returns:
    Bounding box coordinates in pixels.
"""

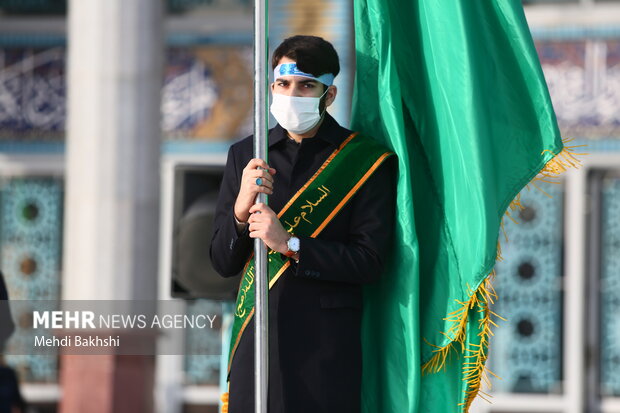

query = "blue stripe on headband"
[273,62,335,86]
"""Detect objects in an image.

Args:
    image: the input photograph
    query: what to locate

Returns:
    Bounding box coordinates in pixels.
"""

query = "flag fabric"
[351,1,581,411]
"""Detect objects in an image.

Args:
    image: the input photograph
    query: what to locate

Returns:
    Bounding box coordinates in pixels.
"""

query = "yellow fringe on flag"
[221,391,229,413]
[460,276,503,410]
[421,274,505,411]
[421,138,584,412]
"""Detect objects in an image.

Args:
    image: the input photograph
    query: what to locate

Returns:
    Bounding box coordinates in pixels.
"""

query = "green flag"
[352,1,581,411]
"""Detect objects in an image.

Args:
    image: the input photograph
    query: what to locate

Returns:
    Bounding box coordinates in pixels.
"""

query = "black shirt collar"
[268,113,352,148]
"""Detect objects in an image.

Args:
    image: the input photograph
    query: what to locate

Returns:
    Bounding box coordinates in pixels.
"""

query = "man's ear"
[325,85,337,107]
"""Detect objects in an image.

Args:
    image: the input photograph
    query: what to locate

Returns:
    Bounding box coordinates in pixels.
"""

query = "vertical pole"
[253,0,269,412]
[585,170,603,413]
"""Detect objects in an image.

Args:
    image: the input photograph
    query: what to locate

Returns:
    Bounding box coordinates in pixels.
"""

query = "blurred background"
[0,0,617,412]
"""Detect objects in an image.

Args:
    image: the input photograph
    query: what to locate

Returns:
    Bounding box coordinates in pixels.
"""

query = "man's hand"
[234,159,276,223]
[248,203,290,254]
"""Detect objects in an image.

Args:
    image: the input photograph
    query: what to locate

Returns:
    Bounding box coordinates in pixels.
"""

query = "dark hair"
[271,35,340,79]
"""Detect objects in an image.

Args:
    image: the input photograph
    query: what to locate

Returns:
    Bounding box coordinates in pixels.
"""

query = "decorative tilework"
[183,299,222,384]
[163,47,253,140]
[0,48,66,139]
[538,40,620,137]
[0,44,255,143]
[600,176,620,397]
[489,181,564,394]
[1,177,62,382]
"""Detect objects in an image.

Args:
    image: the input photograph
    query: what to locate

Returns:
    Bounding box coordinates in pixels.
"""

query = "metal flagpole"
[253,0,269,411]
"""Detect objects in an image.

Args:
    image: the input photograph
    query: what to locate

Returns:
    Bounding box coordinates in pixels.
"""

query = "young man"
[210,35,397,413]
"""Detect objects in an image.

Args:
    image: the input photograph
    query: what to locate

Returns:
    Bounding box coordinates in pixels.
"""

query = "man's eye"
[303,84,315,88]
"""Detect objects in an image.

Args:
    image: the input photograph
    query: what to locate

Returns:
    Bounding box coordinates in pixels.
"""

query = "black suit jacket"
[209,114,397,413]
[0,271,14,350]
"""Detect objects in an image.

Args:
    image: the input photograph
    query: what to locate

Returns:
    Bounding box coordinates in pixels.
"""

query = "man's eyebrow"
[274,78,318,85]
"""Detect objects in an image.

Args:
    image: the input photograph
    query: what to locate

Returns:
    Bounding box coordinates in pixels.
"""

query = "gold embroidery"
[283,185,331,231]
[235,264,255,317]
[276,134,357,218]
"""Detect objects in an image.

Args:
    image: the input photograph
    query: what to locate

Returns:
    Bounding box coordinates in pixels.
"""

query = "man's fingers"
[253,169,275,185]
[249,203,277,217]
[245,158,271,172]
[250,202,274,212]
[249,203,265,214]
[259,166,277,176]
[246,177,272,191]
[249,230,265,239]
[248,213,264,224]
[251,170,274,187]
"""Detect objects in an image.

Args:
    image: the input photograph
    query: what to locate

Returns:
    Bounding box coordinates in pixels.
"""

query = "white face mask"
[270,88,329,135]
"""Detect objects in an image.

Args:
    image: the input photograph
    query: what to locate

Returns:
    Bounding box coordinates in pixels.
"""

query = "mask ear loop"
[317,86,331,120]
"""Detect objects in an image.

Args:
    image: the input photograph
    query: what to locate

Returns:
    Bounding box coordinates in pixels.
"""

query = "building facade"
[0,0,618,412]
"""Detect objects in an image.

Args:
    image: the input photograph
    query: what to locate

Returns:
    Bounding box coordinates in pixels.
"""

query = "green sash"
[227,132,394,373]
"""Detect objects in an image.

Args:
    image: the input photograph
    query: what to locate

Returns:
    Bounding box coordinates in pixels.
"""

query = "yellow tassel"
[502,137,587,234]
[459,277,506,411]
[495,241,504,262]
[421,281,485,376]
[507,193,524,213]
[539,137,587,176]
[422,138,584,412]
[221,391,229,413]
[527,137,587,191]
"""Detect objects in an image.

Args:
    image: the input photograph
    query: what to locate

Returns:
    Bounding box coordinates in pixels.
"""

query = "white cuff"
[233,213,248,234]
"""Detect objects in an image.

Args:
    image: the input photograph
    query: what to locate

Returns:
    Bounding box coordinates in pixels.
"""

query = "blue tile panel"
[490,181,564,394]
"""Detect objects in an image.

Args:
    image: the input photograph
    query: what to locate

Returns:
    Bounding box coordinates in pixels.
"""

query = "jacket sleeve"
[209,145,254,277]
[0,271,15,346]
[292,155,397,284]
